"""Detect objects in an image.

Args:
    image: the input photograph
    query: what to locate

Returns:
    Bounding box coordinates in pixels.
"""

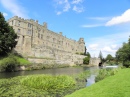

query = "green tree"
[116,37,130,67]
[98,51,103,62]
[0,12,17,56]
[83,52,91,64]
[106,54,113,62]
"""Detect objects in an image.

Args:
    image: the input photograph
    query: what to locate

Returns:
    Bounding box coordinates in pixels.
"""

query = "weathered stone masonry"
[8,16,86,65]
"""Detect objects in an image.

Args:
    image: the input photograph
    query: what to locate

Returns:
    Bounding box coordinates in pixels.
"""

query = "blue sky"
[0,0,130,58]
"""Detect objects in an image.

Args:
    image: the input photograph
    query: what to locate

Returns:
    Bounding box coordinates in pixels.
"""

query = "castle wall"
[89,58,101,66]
[8,16,86,65]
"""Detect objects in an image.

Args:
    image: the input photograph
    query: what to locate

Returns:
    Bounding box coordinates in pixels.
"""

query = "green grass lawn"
[14,56,30,65]
[66,68,130,97]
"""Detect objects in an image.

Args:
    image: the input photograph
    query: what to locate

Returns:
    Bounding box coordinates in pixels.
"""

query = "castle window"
[41,34,43,39]
[12,20,13,25]
[17,29,20,33]
[22,36,24,44]
[18,21,20,26]
[47,36,50,40]
[53,38,56,42]
[38,33,40,38]
[28,23,32,28]
[38,28,41,32]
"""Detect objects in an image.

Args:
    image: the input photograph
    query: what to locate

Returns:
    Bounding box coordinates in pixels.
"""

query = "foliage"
[95,68,119,82]
[15,56,30,65]
[86,52,91,57]
[21,75,76,92]
[83,52,91,64]
[80,52,84,55]
[116,37,130,67]
[66,68,130,97]
[0,77,50,97]
[74,70,90,82]
[0,54,20,72]
[0,12,17,56]
[83,57,90,64]
[0,74,77,97]
[0,54,30,72]
[98,51,103,62]
[106,54,113,62]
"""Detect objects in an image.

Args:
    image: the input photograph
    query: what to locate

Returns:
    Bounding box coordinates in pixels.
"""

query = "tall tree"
[0,12,17,56]
[98,51,103,62]
[86,52,91,58]
[106,54,113,62]
[116,37,130,67]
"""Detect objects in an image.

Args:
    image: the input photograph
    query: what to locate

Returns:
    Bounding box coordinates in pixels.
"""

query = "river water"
[0,66,99,86]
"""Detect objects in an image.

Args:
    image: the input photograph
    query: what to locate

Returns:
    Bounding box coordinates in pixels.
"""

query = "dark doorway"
[98,62,103,67]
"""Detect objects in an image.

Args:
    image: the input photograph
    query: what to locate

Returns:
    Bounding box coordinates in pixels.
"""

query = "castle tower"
[78,38,85,53]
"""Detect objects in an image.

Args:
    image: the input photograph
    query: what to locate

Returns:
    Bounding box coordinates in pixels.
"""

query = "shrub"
[95,68,119,82]
[0,55,20,72]
[83,57,90,64]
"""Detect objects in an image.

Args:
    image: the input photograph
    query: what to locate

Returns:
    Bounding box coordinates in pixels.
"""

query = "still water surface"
[0,66,99,86]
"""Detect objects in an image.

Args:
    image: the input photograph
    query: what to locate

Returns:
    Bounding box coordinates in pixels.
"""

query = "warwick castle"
[8,16,86,66]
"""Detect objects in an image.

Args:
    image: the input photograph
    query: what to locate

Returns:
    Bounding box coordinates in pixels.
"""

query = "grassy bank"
[0,54,30,72]
[66,68,130,97]
[0,55,30,66]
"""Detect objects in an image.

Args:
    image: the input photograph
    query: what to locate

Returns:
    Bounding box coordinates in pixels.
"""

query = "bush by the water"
[95,68,119,82]
[0,55,19,72]
[0,54,30,72]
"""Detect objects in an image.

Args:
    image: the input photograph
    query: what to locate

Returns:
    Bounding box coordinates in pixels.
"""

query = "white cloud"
[102,46,116,53]
[56,11,62,15]
[86,32,130,57]
[0,0,28,18]
[111,44,117,49]
[106,9,130,26]
[71,0,83,4]
[54,0,71,15]
[88,44,99,50]
[73,5,84,13]
[81,24,103,28]
[2,12,8,16]
[88,17,111,21]
[63,1,71,12]
[53,0,84,15]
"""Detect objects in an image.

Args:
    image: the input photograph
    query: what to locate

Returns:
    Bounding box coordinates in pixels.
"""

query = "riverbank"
[0,69,90,97]
[66,68,130,97]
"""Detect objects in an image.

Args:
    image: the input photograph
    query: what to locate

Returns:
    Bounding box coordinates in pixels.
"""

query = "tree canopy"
[98,51,103,62]
[0,12,17,56]
[83,52,91,64]
[116,37,130,67]
[106,54,113,62]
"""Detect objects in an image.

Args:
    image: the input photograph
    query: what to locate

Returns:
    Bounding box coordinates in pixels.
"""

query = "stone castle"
[8,16,86,65]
